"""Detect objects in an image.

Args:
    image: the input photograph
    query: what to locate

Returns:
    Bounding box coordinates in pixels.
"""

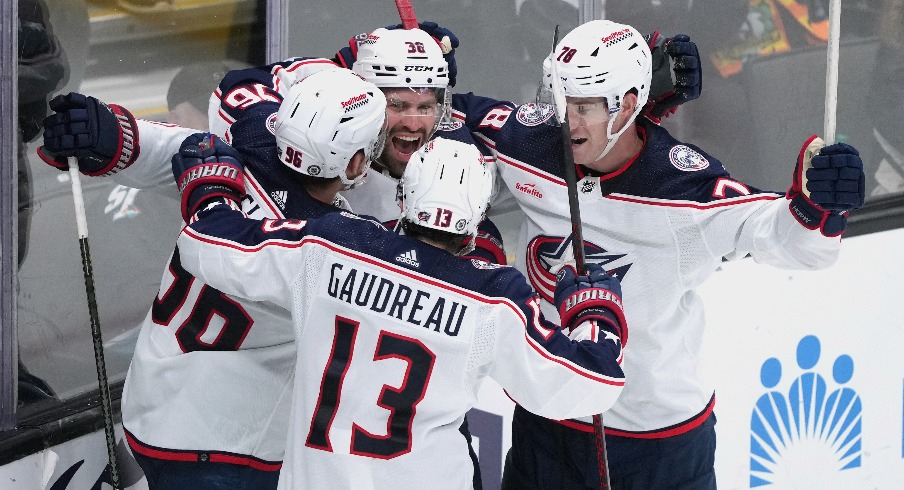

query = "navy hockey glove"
[38,92,140,176]
[335,21,459,87]
[172,133,245,222]
[553,263,627,346]
[788,136,864,237]
[644,32,701,123]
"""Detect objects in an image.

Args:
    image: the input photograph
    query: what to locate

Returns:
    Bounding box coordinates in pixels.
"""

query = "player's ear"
[346,150,367,181]
[621,92,638,116]
[611,92,638,133]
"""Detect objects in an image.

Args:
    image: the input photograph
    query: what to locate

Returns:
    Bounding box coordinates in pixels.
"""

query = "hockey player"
[448,20,865,489]
[119,68,387,489]
[37,23,698,228]
[38,27,457,220]
[36,29,498,487]
[173,135,629,490]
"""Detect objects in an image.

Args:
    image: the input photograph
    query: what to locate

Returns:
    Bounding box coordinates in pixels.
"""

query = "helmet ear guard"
[541,20,652,160]
[274,68,387,188]
[399,138,494,255]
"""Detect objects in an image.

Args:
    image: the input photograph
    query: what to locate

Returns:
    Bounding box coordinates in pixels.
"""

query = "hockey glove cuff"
[173,133,245,222]
[553,263,627,346]
[38,93,140,176]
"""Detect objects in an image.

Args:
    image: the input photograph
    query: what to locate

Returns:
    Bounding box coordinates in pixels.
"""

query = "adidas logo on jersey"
[395,249,420,267]
[271,191,287,209]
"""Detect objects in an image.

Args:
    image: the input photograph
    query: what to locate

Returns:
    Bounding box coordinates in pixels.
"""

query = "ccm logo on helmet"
[405,66,434,72]
[342,93,370,113]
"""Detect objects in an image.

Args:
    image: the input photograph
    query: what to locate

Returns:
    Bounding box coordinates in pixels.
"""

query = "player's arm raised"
[701,136,864,272]
[38,92,196,190]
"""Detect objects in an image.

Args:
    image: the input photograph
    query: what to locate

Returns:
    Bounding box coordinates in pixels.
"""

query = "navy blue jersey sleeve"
[462,217,506,265]
[210,58,340,139]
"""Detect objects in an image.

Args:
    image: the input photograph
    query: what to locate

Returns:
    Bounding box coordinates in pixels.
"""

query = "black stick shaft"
[552,26,610,488]
[69,161,121,490]
[79,238,121,489]
[559,119,586,274]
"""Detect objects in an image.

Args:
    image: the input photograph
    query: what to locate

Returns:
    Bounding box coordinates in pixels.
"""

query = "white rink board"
[473,227,904,489]
[699,226,904,488]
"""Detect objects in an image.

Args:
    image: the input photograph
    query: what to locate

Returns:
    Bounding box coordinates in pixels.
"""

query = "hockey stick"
[548,25,610,490]
[67,157,121,490]
[394,0,418,29]
[823,0,841,144]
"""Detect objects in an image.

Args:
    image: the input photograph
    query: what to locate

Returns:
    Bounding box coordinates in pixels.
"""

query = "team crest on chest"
[526,235,633,303]
[516,103,556,127]
[669,145,710,172]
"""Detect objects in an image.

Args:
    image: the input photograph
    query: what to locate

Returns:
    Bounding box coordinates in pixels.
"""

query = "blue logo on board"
[750,335,862,487]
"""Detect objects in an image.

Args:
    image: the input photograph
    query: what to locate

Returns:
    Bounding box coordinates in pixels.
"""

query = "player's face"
[566,96,612,166]
[167,102,210,132]
[379,87,440,178]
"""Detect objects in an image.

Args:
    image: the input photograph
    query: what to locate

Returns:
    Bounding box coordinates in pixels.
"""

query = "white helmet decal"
[274,68,387,187]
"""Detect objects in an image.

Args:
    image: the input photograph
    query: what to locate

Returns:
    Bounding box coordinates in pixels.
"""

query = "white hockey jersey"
[455,94,842,436]
[120,102,349,466]
[176,203,626,489]
[120,59,505,467]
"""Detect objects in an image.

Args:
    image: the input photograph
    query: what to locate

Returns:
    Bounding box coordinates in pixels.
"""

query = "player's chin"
[381,149,411,178]
[571,138,591,163]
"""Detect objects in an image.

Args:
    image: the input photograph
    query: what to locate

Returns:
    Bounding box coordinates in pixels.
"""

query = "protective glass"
[537,85,612,129]
[384,86,450,132]
[566,99,612,127]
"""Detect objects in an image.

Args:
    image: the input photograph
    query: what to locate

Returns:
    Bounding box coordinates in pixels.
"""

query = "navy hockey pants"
[132,452,279,490]
[502,406,717,489]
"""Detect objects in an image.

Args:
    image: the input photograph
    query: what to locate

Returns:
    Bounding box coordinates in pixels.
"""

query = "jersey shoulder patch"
[437,119,464,131]
[515,103,556,127]
[668,145,710,172]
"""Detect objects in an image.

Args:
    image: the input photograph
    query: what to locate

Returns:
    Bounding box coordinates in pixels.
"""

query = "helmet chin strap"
[456,235,477,256]
[592,102,641,162]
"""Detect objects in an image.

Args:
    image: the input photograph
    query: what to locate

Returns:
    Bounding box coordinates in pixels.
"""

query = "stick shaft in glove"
[824,0,841,144]
[68,157,122,490]
[549,25,610,490]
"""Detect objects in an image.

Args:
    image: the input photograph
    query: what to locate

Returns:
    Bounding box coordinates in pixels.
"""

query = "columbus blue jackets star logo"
[526,235,633,302]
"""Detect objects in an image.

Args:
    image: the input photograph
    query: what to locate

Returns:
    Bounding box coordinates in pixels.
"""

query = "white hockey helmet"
[399,137,494,254]
[352,27,450,89]
[353,28,451,135]
[274,68,387,187]
[542,20,652,160]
